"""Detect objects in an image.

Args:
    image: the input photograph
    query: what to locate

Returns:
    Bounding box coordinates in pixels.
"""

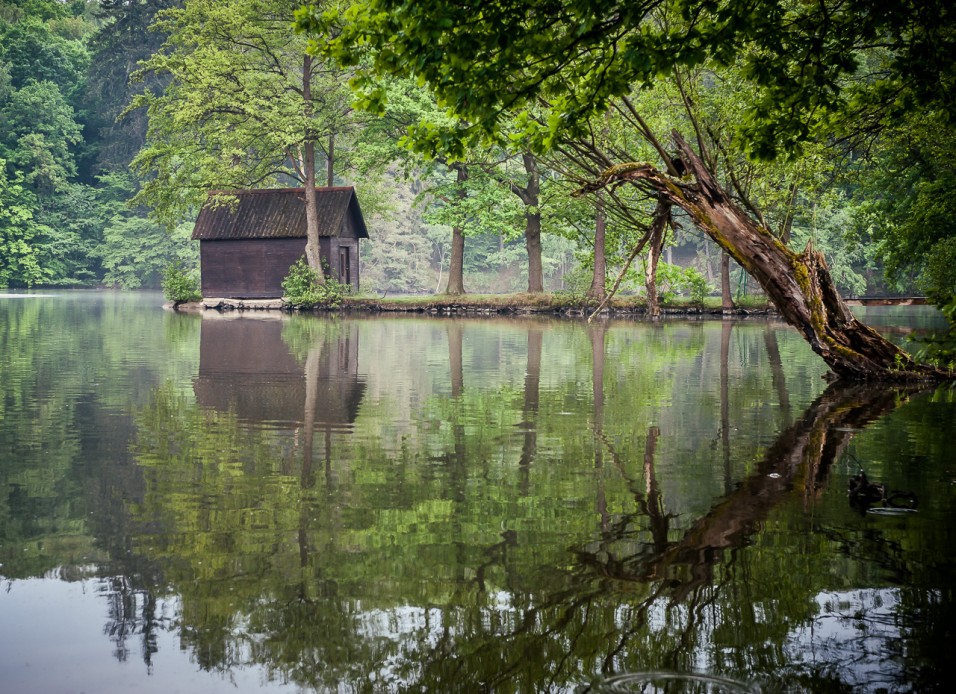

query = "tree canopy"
[302,0,956,159]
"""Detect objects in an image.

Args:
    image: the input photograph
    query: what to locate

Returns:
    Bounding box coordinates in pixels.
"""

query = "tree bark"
[644,198,670,319]
[445,165,467,295]
[522,153,544,293]
[301,54,323,282]
[721,251,735,311]
[588,193,607,300]
[525,210,543,293]
[580,132,945,380]
[326,133,335,188]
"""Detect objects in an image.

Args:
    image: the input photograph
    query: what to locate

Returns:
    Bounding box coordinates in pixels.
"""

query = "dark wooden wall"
[200,238,305,298]
[200,237,360,298]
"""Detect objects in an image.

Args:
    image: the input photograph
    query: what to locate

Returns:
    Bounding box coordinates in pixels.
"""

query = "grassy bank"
[340,292,775,316]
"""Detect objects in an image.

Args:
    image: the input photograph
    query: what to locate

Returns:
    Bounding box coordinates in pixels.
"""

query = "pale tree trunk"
[581,132,945,380]
[301,54,324,282]
[588,193,607,300]
[644,198,670,319]
[721,251,735,311]
[445,165,468,295]
[522,153,544,293]
[326,133,334,188]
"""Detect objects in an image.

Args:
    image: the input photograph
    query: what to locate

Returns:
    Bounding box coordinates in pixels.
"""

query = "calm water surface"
[1,291,953,693]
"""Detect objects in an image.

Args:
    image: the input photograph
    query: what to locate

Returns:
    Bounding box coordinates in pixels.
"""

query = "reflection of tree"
[583,383,926,595]
[588,320,609,531]
[112,315,948,693]
[720,321,733,494]
[518,327,542,495]
[102,576,164,671]
[764,324,791,423]
[404,381,935,691]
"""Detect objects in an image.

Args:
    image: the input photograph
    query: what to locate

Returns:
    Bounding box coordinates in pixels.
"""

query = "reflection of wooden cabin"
[191,187,368,298]
[193,317,365,428]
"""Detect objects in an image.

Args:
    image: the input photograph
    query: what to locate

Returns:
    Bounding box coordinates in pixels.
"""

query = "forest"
[1,2,954,342]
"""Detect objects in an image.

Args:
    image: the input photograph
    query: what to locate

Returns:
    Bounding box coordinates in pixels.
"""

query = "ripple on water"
[591,671,758,693]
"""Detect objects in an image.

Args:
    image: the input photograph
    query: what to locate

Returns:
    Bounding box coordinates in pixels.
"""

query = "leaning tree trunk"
[582,132,945,381]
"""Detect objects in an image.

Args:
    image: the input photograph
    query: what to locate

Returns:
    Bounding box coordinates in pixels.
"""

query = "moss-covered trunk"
[585,133,944,380]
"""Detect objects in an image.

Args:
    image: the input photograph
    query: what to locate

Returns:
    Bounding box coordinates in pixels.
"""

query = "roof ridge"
[206,186,355,196]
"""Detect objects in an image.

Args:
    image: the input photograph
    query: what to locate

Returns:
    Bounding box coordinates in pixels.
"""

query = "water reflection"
[1,298,953,693]
[193,314,366,431]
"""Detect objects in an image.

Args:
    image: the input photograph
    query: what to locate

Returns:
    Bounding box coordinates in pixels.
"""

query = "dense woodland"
[1,0,955,369]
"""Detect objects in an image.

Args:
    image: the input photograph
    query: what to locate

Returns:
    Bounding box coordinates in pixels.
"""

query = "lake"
[1,291,953,693]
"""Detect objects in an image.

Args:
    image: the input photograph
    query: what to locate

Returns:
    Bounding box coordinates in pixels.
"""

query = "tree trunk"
[445,165,467,295]
[588,193,607,300]
[301,54,323,282]
[326,133,335,188]
[721,251,735,311]
[526,212,543,293]
[581,132,944,380]
[522,153,544,293]
[644,198,670,319]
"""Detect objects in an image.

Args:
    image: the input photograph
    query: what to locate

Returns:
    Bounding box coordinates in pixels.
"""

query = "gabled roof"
[191,186,368,241]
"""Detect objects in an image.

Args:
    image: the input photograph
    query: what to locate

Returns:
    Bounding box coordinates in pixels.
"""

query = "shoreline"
[172,295,778,318]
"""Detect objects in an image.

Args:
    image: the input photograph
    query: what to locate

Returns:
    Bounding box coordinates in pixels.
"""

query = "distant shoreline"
[174,293,778,318]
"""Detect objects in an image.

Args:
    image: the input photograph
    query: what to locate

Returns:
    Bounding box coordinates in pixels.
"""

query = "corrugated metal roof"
[191,186,369,241]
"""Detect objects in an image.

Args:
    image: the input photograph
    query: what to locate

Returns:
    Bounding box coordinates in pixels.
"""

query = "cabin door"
[339,247,351,287]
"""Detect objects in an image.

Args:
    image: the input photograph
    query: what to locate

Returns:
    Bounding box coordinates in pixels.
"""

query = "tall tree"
[85,0,184,171]
[130,0,362,275]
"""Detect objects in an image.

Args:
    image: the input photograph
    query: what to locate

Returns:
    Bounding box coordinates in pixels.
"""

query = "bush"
[913,238,956,368]
[655,263,711,304]
[920,237,956,307]
[682,267,710,305]
[161,263,201,303]
[282,257,348,309]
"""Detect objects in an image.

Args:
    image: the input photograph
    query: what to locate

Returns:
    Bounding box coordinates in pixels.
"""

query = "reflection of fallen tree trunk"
[578,381,931,600]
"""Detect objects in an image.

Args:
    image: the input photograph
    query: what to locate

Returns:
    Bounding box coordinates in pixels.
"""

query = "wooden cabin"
[191,186,368,298]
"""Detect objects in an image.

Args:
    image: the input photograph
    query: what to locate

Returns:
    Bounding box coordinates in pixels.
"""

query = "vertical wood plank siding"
[200,238,305,298]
